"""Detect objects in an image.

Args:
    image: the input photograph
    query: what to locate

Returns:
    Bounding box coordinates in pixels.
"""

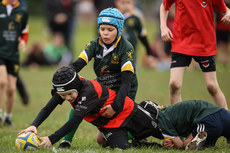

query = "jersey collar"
[99,36,121,49]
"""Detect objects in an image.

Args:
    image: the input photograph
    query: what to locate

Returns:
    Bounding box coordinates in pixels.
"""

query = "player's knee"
[169,80,181,95]
[6,86,16,97]
[96,132,108,148]
[206,83,218,96]
[0,79,7,90]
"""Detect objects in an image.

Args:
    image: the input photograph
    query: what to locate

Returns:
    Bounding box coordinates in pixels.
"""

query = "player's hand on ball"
[38,136,52,148]
[18,126,38,136]
[101,104,115,118]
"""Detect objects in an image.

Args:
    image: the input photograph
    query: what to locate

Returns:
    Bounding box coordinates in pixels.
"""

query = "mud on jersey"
[0,2,28,62]
[78,36,138,100]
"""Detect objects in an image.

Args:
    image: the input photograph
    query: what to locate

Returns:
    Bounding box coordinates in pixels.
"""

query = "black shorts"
[99,127,128,142]
[0,57,19,76]
[171,52,216,72]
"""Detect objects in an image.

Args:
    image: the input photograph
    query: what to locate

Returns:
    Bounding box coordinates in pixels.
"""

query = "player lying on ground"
[157,100,230,150]
[18,66,163,149]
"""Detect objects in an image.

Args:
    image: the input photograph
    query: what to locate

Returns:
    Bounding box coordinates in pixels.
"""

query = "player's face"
[58,90,78,103]
[6,0,18,5]
[99,24,118,44]
[116,0,135,13]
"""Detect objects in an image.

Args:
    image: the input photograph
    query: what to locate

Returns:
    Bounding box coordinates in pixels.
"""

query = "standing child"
[115,0,158,60]
[160,0,230,108]
[58,8,138,148]
[0,0,29,126]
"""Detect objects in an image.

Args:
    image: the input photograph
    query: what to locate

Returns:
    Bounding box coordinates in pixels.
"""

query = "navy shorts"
[0,57,19,76]
[171,52,216,72]
[192,109,230,147]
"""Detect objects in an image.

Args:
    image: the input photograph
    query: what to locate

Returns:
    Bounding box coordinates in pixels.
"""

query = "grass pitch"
[0,16,230,153]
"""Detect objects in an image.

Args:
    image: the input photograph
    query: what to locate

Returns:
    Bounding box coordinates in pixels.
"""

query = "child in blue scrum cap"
[58,8,139,148]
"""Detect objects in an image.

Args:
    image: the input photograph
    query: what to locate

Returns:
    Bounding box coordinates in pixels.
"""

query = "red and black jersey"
[70,79,136,128]
[31,79,136,144]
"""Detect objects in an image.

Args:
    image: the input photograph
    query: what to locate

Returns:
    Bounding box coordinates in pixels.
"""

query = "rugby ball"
[15,132,40,150]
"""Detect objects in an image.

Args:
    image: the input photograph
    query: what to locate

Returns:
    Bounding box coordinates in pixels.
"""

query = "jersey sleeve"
[120,46,135,73]
[161,124,179,140]
[163,0,175,10]
[78,40,97,64]
[213,0,227,13]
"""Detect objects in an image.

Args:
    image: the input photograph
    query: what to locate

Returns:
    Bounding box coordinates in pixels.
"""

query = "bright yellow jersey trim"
[79,50,88,63]
[114,36,121,48]
[121,61,134,73]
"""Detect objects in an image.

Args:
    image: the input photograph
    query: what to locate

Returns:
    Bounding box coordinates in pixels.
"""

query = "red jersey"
[163,0,227,56]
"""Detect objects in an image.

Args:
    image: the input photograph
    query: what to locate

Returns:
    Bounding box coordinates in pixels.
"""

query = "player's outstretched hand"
[17,126,38,136]
[101,104,115,118]
[38,136,52,148]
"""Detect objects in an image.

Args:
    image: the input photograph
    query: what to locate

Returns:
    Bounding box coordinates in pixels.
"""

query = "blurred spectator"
[44,0,77,64]
[215,0,230,66]
[22,32,69,67]
[115,0,158,64]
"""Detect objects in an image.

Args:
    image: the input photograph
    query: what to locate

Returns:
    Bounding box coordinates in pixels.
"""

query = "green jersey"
[158,100,222,139]
[79,36,138,100]
[0,1,28,62]
[123,12,144,50]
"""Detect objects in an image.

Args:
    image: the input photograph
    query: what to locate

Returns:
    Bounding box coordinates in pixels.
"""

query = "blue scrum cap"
[97,8,124,39]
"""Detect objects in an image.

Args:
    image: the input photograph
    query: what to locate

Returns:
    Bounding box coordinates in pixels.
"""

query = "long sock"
[62,108,77,143]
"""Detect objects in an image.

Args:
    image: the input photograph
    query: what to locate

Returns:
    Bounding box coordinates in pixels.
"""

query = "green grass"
[0,16,230,153]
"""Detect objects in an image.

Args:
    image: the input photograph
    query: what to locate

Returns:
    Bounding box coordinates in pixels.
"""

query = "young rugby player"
[18,66,163,149]
[160,0,230,109]
[0,0,29,126]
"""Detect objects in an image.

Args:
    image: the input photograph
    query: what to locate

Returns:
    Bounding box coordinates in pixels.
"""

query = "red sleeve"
[163,0,175,10]
[214,0,227,13]
[21,33,29,44]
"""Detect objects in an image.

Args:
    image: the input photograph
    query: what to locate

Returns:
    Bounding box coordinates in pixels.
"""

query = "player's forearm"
[48,115,83,145]
[31,94,63,127]
[160,4,169,30]
[172,137,184,149]
[111,71,133,112]
[70,58,87,73]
